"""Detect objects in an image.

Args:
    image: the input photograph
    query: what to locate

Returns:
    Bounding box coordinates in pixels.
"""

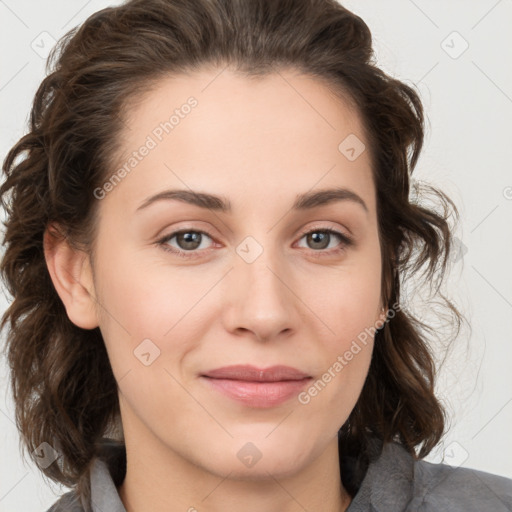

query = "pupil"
[179,232,200,250]
[310,232,328,249]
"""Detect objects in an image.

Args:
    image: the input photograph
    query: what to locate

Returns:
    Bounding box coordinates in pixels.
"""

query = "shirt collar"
[346,441,414,512]
[90,440,126,512]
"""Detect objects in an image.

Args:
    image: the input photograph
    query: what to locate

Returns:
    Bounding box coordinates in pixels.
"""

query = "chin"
[212,438,310,479]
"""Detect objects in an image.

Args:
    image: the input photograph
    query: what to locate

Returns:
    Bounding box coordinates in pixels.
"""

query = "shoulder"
[45,490,83,512]
[348,440,512,512]
[410,452,512,511]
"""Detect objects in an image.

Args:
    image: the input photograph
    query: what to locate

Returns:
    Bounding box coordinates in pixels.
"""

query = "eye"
[156,226,354,259]
[157,229,215,258]
[295,227,354,257]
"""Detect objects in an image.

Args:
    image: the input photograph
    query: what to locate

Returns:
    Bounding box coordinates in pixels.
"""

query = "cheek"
[306,261,381,347]
[95,241,209,335]
[93,246,235,413]
[301,310,375,426]
[299,265,380,411]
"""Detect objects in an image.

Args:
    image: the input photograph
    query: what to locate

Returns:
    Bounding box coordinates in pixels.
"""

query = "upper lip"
[201,365,311,382]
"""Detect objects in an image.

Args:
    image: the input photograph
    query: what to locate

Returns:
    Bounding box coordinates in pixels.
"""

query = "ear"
[43,223,99,330]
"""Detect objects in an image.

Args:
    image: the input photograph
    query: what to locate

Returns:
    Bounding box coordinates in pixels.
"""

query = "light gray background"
[1,1,511,510]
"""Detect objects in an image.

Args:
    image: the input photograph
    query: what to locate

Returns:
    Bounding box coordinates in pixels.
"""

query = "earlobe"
[376,304,389,330]
[43,223,99,330]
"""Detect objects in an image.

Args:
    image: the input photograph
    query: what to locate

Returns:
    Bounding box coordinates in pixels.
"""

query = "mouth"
[200,365,312,408]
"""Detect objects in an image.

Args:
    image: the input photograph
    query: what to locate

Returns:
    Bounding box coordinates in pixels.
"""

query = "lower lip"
[201,376,312,408]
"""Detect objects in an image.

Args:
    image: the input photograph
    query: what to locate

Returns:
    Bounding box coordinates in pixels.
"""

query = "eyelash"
[156,226,354,260]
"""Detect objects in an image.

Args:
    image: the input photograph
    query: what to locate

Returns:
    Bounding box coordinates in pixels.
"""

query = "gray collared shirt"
[46,439,512,511]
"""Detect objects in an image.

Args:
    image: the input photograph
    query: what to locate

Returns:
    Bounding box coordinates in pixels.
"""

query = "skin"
[44,67,387,512]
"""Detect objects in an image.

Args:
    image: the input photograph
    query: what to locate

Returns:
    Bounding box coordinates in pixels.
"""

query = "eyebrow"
[136,186,369,214]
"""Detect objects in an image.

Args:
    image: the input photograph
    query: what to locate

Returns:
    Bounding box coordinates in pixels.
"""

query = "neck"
[118,425,352,512]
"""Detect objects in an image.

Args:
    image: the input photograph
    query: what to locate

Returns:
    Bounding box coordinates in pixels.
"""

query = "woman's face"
[86,68,385,479]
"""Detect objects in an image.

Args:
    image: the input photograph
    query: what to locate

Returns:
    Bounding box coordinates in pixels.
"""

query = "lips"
[200,365,312,408]
[201,364,310,382]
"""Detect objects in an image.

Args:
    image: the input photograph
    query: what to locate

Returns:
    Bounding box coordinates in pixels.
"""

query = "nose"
[221,246,299,343]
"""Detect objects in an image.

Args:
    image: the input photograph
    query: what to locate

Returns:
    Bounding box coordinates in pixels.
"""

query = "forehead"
[105,67,376,217]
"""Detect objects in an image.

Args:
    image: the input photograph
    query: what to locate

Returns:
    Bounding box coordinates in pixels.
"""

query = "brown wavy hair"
[0,0,465,507]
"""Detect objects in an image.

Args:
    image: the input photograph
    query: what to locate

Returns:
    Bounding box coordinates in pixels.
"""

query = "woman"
[1,0,511,511]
